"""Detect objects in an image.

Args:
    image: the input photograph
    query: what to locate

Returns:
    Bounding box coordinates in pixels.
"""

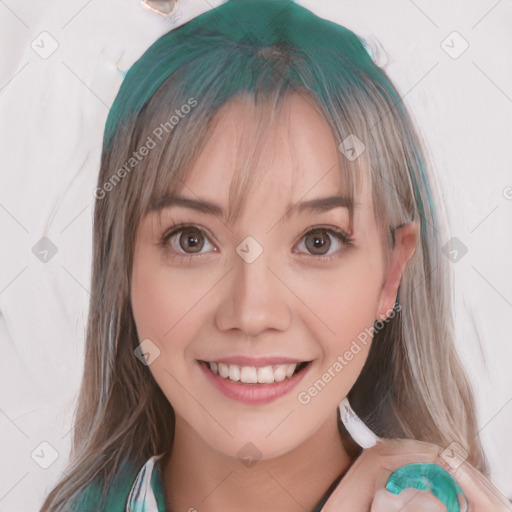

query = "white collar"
[125,454,165,512]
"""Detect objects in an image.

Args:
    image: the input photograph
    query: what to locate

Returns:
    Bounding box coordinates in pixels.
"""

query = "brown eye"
[295,227,353,260]
[161,224,217,261]
[304,229,332,255]
[177,227,205,253]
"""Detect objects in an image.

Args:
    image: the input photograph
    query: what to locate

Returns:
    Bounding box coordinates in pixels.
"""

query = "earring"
[339,397,380,449]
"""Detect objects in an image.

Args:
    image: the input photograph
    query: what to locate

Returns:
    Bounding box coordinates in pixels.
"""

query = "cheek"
[293,263,383,407]
[291,249,384,381]
[312,279,379,329]
[130,248,203,344]
[297,255,383,334]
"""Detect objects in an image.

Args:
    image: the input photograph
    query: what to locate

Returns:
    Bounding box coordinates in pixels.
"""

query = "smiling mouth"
[198,360,312,385]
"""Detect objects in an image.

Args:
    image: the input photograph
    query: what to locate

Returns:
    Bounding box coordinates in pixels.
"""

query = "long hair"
[41,1,487,510]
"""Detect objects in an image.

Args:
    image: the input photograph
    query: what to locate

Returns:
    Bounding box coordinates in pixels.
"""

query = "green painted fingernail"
[386,463,467,512]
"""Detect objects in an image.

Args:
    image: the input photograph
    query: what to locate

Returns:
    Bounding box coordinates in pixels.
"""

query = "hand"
[320,438,511,512]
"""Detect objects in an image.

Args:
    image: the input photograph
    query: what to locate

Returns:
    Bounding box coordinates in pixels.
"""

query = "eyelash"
[159,222,354,263]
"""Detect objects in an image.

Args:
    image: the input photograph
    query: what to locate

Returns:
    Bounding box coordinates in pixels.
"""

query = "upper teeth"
[209,362,298,384]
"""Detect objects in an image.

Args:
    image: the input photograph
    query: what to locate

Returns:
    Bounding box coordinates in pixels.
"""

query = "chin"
[201,427,304,464]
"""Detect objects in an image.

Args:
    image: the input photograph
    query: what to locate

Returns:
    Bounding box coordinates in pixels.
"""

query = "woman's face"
[131,93,413,460]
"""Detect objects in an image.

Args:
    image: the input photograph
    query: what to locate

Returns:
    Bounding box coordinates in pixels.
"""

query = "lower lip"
[198,361,311,405]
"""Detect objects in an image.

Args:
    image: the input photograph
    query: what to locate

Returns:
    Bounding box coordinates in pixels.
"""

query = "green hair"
[104,0,433,232]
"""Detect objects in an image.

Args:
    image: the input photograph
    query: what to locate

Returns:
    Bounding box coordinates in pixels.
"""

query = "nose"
[214,247,292,336]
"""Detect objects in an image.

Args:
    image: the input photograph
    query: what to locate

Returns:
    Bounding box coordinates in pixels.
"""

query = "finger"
[374,438,441,461]
[439,459,512,511]
[321,439,442,512]
[371,488,448,512]
[371,438,443,490]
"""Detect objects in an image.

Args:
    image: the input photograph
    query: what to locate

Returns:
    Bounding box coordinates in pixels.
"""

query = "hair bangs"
[124,49,365,237]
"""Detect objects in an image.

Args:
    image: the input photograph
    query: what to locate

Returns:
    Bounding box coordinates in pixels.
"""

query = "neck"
[162,410,356,512]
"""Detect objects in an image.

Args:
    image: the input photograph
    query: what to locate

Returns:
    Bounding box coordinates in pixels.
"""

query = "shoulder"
[71,460,141,512]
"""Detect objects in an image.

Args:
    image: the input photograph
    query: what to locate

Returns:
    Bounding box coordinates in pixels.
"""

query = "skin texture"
[130,94,420,511]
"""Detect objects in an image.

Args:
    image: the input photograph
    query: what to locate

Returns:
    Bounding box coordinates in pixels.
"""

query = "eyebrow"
[149,194,354,219]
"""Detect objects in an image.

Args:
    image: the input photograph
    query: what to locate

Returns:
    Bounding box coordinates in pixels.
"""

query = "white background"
[0,1,511,511]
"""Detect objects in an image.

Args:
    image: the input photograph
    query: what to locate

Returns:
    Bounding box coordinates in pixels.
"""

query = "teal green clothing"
[71,453,345,511]
[70,454,467,511]
[72,455,167,511]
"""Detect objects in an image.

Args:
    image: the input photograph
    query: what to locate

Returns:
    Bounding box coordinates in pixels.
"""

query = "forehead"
[176,92,370,218]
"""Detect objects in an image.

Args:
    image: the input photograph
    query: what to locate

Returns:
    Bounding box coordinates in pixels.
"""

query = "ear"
[376,221,420,321]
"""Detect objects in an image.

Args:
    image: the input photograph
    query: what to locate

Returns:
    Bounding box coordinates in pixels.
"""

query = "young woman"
[41,1,510,511]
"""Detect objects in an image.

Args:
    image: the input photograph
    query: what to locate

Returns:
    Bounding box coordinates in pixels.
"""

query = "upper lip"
[198,356,312,367]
